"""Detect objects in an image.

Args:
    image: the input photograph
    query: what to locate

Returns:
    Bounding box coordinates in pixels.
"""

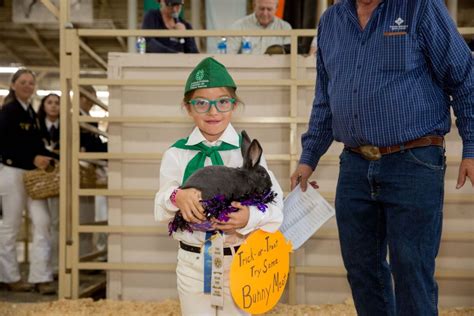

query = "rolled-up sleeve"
[154,149,182,222]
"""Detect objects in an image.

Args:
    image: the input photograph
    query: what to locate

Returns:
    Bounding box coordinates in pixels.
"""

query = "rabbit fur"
[180,130,273,200]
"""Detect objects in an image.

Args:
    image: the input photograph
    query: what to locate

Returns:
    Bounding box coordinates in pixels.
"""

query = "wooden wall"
[106,53,473,307]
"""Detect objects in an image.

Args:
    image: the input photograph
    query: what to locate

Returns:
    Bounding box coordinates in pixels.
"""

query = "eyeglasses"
[188,97,236,113]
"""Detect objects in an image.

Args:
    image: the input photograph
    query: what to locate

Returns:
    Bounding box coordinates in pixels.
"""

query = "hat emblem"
[195,69,205,81]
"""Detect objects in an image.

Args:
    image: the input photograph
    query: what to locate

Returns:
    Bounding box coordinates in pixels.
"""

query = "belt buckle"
[359,145,382,161]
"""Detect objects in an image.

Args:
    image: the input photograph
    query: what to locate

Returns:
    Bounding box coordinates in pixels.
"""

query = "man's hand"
[175,188,206,223]
[456,158,474,189]
[290,164,317,192]
[211,202,249,234]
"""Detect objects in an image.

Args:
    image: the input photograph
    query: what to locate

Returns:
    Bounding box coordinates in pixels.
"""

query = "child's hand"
[212,202,250,233]
[175,188,206,223]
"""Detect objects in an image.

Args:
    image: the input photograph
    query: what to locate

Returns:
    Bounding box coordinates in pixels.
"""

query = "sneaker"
[6,280,34,292]
[35,282,56,295]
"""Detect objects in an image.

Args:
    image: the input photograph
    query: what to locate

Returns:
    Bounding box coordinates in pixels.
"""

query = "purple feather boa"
[168,189,277,235]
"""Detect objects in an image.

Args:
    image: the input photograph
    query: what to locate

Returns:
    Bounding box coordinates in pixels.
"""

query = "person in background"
[38,93,60,152]
[291,0,474,315]
[80,85,107,153]
[142,0,199,53]
[154,57,284,315]
[0,69,57,295]
[227,0,292,54]
[79,85,108,258]
[37,93,60,277]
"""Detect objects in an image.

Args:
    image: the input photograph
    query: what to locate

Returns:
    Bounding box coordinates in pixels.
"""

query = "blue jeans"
[335,146,445,316]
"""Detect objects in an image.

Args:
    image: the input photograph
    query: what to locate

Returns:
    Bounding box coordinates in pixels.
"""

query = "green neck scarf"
[172,134,242,183]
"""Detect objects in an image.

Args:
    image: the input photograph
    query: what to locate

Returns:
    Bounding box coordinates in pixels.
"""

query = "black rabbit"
[168,131,276,233]
[181,130,272,199]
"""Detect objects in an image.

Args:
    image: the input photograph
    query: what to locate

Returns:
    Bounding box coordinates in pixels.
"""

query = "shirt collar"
[17,99,29,111]
[45,119,59,129]
[186,123,240,147]
[346,0,385,8]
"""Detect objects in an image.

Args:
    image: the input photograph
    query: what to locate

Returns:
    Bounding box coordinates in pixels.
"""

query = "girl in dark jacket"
[0,69,56,294]
[37,93,61,278]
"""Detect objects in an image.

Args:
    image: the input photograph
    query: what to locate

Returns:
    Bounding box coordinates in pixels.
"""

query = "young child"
[154,57,284,315]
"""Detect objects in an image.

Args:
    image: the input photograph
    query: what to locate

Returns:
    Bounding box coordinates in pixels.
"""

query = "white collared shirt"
[45,119,59,130]
[227,13,292,54]
[154,123,284,247]
[17,99,29,111]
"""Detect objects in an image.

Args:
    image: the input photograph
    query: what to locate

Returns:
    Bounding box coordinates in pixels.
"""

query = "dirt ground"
[0,298,473,316]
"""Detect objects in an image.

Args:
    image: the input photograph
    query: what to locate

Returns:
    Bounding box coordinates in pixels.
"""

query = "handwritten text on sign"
[230,230,291,314]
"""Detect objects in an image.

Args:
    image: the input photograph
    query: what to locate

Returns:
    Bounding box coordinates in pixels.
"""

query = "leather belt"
[349,136,444,161]
[179,241,240,256]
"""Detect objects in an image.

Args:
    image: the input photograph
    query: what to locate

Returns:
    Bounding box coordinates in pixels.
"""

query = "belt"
[179,241,239,256]
[349,136,444,161]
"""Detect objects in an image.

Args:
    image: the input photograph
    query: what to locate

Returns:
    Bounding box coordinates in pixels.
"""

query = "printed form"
[280,184,335,250]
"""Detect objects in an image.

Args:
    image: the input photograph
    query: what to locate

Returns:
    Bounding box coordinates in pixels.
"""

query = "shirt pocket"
[381,34,409,72]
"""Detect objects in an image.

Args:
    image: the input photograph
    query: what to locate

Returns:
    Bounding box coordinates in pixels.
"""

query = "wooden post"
[58,0,72,299]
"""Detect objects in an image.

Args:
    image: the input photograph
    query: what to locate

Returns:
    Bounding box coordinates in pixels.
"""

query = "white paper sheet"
[280,184,335,250]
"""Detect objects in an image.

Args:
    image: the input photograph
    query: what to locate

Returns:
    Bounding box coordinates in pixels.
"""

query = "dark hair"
[183,87,244,106]
[2,68,36,106]
[80,85,97,96]
[37,93,60,122]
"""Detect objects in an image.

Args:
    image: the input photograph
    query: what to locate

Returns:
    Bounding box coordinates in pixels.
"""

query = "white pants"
[0,164,53,283]
[177,248,249,316]
[94,195,108,252]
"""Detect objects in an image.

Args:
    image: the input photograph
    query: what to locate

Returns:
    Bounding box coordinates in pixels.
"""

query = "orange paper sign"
[230,230,292,314]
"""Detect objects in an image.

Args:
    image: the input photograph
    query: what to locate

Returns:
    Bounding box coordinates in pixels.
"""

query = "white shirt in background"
[45,119,59,130]
[227,13,292,54]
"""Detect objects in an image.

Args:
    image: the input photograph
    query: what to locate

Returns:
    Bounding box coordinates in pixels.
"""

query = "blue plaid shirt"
[300,0,474,169]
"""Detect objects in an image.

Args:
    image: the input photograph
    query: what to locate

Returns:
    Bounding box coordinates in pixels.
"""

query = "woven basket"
[23,163,60,199]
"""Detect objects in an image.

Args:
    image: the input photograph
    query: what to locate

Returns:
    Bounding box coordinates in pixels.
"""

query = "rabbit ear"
[243,139,263,169]
[241,130,251,158]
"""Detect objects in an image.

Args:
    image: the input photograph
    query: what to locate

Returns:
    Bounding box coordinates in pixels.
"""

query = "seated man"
[141,0,199,53]
[227,0,292,54]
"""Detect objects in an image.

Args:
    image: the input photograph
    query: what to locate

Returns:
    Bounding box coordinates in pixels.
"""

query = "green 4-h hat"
[184,57,237,95]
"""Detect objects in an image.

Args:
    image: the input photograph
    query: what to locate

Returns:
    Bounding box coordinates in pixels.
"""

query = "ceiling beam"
[0,41,28,65]
[38,0,109,69]
[24,25,59,65]
[108,20,127,52]
[79,40,108,70]
[40,0,60,18]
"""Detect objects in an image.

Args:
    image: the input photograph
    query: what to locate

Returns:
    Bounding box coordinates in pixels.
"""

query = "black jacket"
[39,119,60,152]
[0,99,58,170]
[142,9,199,53]
[80,115,107,153]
